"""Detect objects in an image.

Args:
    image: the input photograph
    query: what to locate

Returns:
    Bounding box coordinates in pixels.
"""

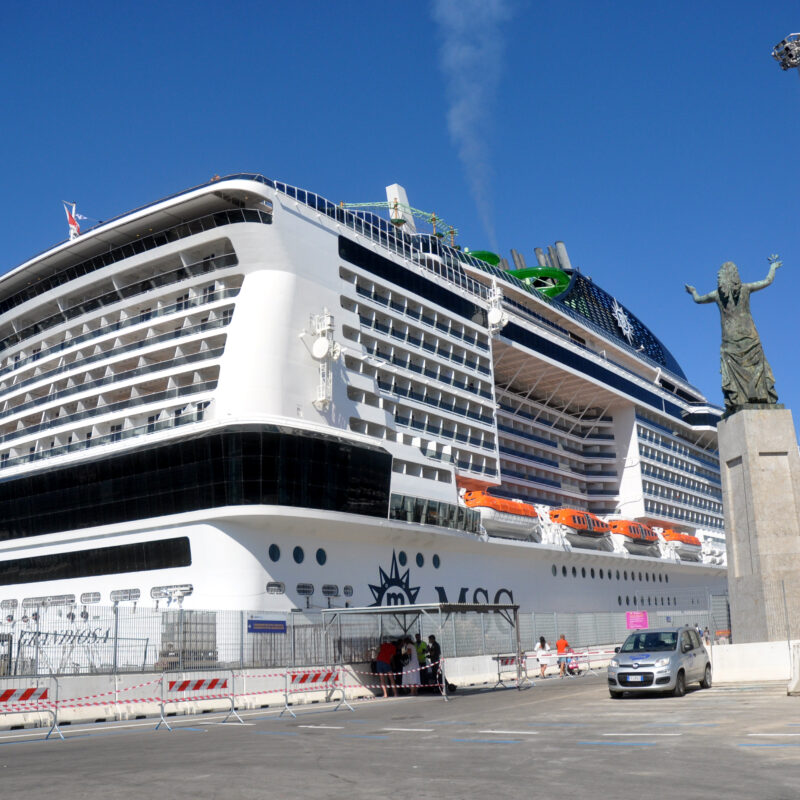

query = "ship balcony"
[640,465,722,501]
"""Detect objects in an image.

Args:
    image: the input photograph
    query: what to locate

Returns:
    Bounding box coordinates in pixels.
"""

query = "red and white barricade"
[0,677,63,740]
[280,666,354,718]
[156,670,243,731]
[492,653,533,690]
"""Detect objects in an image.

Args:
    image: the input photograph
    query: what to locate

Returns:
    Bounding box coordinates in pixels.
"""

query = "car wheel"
[672,670,686,697]
[700,664,712,689]
[609,690,623,699]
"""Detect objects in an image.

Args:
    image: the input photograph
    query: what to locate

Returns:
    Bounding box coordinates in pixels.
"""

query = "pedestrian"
[403,637,420,696]
[556,633,569,677]
[414,633,428,685]
[703,627,711,647]
[375,638,398,698]
[427,634,442,689]
[534,635,551,678]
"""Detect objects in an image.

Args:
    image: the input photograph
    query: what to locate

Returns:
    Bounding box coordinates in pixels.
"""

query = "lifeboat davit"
[462,491,540,541]
[608,519,660,555]
[661,529,702,562]
[548,508,613,551]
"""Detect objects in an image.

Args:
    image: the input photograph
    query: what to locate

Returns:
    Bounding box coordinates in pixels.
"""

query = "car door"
[679,630,697,680]
[688,629,706,679]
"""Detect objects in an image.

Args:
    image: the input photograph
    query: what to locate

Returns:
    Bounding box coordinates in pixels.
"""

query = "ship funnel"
[385,183,417,233]
[510,249,527,270]
[534,247,547,267]
[555,241,572,270]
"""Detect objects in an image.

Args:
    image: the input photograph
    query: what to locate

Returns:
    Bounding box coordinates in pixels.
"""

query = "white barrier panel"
[710,640,800,683]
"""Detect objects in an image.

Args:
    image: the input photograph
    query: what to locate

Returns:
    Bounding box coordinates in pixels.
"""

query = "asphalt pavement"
[1,674,798,800]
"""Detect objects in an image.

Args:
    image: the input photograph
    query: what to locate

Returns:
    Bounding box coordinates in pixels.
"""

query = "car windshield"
[620,632,677,652]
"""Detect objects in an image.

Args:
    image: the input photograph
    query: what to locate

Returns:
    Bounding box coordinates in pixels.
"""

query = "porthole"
[268,544,280,562]
[633,596,638,606]
[618,596,622,606]
[316,548,327,566]
[572,566,577,577]
[665,574,669,584]
[639,572,643,582]
[623,571,628,580]
[343,585,354,597]
[652,573,656,583]
[645,573,649,582]
[398,551,407,567]
[667,597,671,606]
[616,570,620,580]
[673,597,677,606]
[581,567,586,578]
[658,574,663,583]
[562,566,567,577]
[599,569,604,579]
[433,554,441,569]
[626,596,630,606]
[293,546,304,564]
[552,565,557,577]
[590,568,595,579]
[631,572,635,582]
[416,553,424,568]
[266,582,285,595]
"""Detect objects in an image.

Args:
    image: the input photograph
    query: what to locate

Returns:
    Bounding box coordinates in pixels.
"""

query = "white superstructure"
[0,175,726,618]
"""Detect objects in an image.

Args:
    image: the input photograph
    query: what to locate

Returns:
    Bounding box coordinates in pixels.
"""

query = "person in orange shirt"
[556,634,569,677]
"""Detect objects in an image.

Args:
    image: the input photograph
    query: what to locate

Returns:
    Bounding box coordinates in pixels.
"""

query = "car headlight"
[610,659,619,668]
[654,657,670,667]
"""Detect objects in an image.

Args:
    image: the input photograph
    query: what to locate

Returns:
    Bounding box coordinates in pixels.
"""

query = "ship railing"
[0,388,214,471]
[0,253,240,372]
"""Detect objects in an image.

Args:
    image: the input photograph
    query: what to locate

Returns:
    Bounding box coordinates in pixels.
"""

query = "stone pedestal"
[718,409,800,643]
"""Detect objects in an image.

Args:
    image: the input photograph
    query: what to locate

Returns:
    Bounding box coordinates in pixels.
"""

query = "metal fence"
[0,597,731,677]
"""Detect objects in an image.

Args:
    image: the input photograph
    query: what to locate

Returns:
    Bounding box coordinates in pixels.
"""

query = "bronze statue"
[685,256,781,416]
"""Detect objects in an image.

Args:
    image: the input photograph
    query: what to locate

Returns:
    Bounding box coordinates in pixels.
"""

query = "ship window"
[616,570,620,580]
[343,585,354,597]
[398,551,407,567]
[571,567,577,577]
[626,596,630,606]
[110,589,141,602]
[562,566,567,577]
[293,547,304,564]
[433,555,440,569]
[665,574,669,584]
[581,567,586,578]
[268,545,280,562]
[551,565,557,577]
[0,428,392,543]
[599,569,604,579]
[266,582,285,595]
[590,568,595,579]
[0,538,191,585]
[658,574,663,582]
[617,596,622,606]
[638,572,643,581]
[645,573,649,582]
[633,596,637,606]
[316,548,327,566]
[80,592,100,604]
[417,553,424,568]
[623,571,628,580]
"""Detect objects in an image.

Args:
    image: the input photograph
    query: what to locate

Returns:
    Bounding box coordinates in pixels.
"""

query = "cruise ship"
[0,174,727,617]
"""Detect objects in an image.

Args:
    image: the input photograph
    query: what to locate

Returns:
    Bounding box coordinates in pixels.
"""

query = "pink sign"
[626,611,649,630]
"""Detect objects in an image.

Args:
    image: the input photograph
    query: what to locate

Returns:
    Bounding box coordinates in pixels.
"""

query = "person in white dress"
[534,636,552,678]
[402,637,420,696]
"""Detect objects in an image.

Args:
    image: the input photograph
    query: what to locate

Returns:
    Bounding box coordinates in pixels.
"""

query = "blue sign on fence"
[247,619,287,634]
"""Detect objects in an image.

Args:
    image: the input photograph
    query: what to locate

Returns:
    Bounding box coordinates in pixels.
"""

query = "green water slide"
[507,265,571,298]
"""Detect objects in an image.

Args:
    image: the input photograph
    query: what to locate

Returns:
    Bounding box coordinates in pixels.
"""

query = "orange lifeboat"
[549,508,610,536]
[662,529,701,547]
[608,520,659,544]
[463,490,537,518]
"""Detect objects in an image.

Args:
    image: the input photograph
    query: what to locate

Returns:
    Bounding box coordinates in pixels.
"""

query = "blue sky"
[1,1,798,416]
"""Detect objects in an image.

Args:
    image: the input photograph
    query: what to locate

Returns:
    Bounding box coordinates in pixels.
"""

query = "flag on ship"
[63,202,81,240]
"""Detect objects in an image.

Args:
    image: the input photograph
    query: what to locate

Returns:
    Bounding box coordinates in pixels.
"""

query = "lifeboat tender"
[462,491,540,541]
[661,529,702,562]
[549,508,613,551]
[607,519,660,556]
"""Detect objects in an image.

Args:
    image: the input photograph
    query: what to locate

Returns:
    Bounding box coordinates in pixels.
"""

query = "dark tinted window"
[0,427,392,543]
[0,537,190,585]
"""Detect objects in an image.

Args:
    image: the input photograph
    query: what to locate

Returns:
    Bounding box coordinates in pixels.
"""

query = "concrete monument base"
[718,408,800,643]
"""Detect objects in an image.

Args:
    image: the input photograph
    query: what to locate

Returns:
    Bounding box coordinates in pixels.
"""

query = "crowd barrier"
[0,650,619,738]
[492,654,533,689]
[279,667,353,718]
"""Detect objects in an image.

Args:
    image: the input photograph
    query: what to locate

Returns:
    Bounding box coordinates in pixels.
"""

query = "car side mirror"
[614,646,620,653]
[682,644,691,653]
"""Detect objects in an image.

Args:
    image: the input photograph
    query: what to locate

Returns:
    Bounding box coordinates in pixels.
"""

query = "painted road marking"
[746,733,800,737]
[578,741,658,746]
[478,730,539,735]
[255,731,300,736]
[738,743,800,748]
[298,725,344,729]
[604,733,681,737]
[341,734,389,739]
[383,728,435,732]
